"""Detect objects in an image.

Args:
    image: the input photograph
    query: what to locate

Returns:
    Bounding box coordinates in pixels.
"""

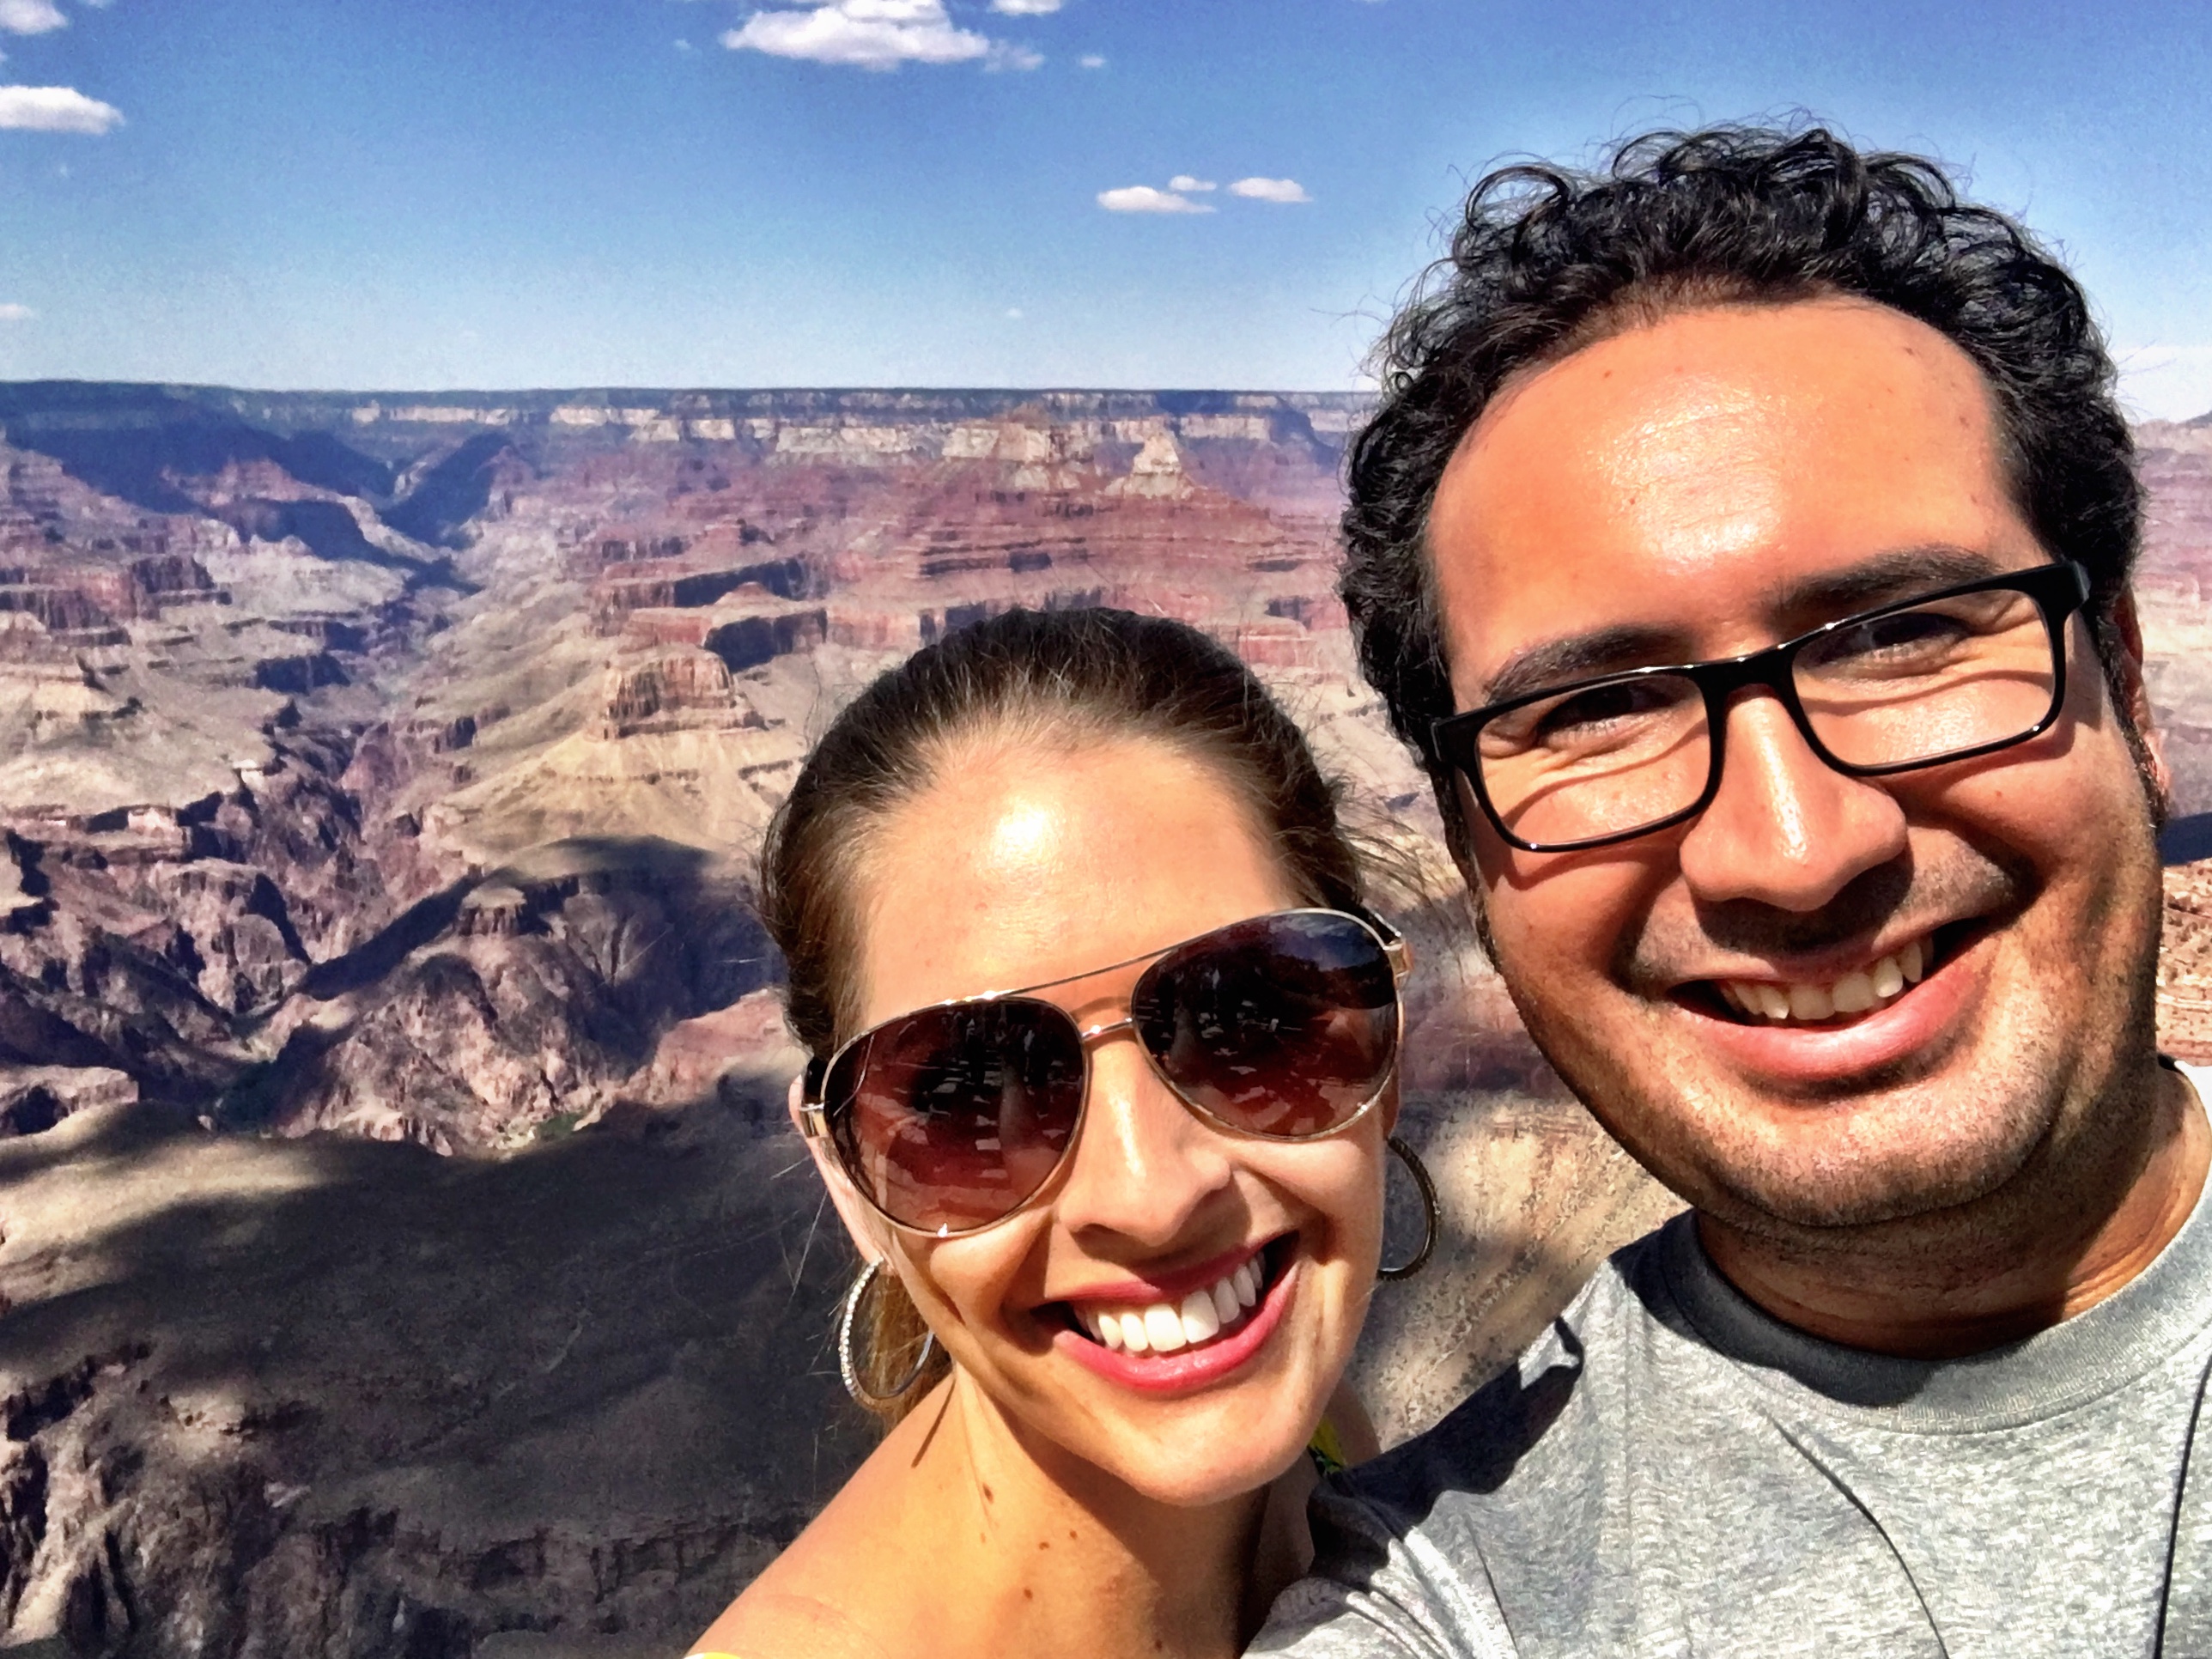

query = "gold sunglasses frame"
[796,907,1413,1237]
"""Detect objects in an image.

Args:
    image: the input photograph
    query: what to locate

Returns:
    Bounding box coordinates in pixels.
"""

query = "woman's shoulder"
[687,1583,896,1659]
[689,1399,945,1659]
[694,1463,908,1656]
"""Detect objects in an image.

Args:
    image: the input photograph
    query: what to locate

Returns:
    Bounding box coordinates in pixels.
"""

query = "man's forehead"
[1424,299,2032,699]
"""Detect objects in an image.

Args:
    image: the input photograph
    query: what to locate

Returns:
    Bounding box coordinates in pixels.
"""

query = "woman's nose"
[1050,1035,1237,1248]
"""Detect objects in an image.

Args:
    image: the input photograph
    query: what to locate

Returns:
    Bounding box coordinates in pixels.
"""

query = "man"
[1257,126,2212,1656]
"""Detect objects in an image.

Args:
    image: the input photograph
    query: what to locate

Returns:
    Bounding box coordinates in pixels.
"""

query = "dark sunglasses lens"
[824,997,1085,1232]
[1132,913,1398,1138]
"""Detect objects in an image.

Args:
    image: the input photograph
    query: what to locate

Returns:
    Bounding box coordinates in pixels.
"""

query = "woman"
[690,607,1433,1659]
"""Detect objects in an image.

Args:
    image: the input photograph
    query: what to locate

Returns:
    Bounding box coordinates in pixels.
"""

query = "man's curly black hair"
[1342,124,2142,866]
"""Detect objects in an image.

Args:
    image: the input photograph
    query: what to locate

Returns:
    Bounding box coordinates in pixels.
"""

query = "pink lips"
[1056,1242,1267,1310]
[1054,1258,1297,1395]
[1682,925,1985,1089]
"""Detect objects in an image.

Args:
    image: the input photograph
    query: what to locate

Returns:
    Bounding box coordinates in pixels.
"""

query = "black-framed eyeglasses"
[1430,561,2093,854]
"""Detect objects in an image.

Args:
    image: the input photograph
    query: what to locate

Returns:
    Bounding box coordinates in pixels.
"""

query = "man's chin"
[1693,1128,2042,1237]
[1604,1034,2086,1241]
[1543,1015,2060,1238]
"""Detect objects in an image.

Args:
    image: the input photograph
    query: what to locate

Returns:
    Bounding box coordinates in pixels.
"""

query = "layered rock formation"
[0,382,2204,1655]
[0,385,1374,1152]
[2134,420,2212,815]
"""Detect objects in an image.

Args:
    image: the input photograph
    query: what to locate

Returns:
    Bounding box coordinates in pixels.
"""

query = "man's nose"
[1675,690,1909,911]
[1051,1036,1236,1248]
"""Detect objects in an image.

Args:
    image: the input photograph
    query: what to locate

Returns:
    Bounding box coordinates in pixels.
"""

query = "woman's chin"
[998,1285,1358,1508]
[1051,1399,1325,1510]
[1099,1449,1307,1510]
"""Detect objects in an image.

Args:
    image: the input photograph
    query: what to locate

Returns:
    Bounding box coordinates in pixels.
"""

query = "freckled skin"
[1430,299,2206,1354]
[696,735,1391,1658]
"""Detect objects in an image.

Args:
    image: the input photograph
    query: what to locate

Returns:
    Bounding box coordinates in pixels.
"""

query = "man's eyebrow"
[1473,546,2020,707]
[1480,623,1691,706]
[1769,546,2010,627]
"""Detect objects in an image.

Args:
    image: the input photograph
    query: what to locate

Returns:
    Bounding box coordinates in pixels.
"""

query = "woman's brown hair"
[760,605,1371,1420]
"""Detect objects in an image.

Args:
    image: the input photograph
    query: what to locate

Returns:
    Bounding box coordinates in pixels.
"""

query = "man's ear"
[2106,589,2173,812]
[788,1074,892,1264]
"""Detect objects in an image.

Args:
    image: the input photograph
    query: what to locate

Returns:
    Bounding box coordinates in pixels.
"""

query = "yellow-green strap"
[1306,1413,1350,1478]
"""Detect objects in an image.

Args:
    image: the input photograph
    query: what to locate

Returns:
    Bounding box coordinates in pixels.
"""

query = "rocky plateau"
[0,381,2203,1655]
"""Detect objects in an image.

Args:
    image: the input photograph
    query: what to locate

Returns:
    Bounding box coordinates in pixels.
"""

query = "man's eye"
[1532,679,1684,741]
[1811,609,1972,672]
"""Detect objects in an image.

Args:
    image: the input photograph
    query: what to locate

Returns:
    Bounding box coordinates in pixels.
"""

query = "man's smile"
[1601,831,2038,1087]
[1648,914,2012,1092]
[1707,932,1928,1025]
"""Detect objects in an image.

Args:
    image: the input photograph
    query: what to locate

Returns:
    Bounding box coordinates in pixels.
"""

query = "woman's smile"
[1037,1236,1297,1391]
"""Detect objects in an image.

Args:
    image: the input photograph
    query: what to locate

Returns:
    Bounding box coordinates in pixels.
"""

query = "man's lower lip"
[1053,1260,1296,1395]
[1676,930,1984,1088]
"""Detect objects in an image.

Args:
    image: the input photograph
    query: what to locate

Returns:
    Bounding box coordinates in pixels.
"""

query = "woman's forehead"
[847,734,1297,1025]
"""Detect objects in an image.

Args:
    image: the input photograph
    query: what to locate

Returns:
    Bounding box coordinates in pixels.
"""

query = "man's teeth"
[1718,938,1927,1024]
[1076,1257,1263,1355]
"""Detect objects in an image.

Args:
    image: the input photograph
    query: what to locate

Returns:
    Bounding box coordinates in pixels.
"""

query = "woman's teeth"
[1073,1256,1263,1355]
[1717,937,1927,1024]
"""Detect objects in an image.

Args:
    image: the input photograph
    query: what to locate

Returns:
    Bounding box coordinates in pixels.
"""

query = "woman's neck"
[888,1372,1269,1659]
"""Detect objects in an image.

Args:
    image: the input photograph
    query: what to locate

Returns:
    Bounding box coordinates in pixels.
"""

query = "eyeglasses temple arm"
[1364,911,1415,981]
[799,1054,830,1138]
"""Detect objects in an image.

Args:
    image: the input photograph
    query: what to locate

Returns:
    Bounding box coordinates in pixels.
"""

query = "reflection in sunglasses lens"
[823,913,1401,1233]
[1134,914,1396,1138]
[828,998,1085,1232]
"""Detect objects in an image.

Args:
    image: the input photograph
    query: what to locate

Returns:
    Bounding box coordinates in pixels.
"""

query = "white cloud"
[674,36,697,53]
[1097,185,1213,215]
[984,40,1042,70]
[0,0,64,36]
[1227,175,1311,204]
[989,0,1060,11]
[1078,52,1104,68]
[1169,174,1217,193]
[0,85,121,132]
[722,0,1016,70]
[0,302,31,322]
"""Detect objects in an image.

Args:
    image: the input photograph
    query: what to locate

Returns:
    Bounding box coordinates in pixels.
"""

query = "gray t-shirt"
[1257,1062,2212,1658]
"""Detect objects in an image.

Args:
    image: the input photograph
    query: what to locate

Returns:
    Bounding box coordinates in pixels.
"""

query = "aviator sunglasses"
[798,908,1412,1237]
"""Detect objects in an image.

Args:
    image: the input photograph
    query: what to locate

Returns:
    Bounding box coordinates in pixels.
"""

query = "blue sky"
[1,0,2209,411]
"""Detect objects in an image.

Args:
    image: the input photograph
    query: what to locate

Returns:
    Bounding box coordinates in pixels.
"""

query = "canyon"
[0,381,2205,1656]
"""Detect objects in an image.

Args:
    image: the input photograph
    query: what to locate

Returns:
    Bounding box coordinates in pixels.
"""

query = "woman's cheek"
[900,1223,1046,1354]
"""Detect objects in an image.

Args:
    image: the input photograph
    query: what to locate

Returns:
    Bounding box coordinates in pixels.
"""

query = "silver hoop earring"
[837,1257,939,1408]
[1377,1134,1439,1281]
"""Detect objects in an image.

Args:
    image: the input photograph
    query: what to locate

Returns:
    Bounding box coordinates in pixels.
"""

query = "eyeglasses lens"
[825,997,1084,1232]
[1478,674,1709,848]
[1794,586,2057,768]
[1133,912,1399,1138]
[1477,585,2062,847]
